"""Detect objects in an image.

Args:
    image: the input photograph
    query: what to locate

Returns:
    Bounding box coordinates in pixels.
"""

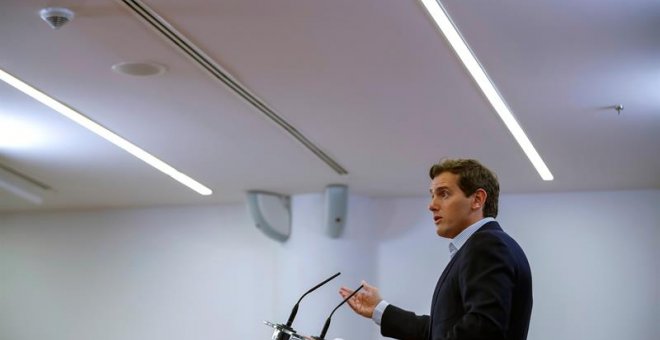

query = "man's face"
[428,172,479,239]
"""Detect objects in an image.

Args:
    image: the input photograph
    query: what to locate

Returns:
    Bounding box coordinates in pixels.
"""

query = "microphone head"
[319,317,332,339]
[285,303,299,327]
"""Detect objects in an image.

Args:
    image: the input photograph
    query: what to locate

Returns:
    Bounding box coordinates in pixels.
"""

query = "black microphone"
[311,284,364,340]
[286,272,341,327]
[264,272,341,340]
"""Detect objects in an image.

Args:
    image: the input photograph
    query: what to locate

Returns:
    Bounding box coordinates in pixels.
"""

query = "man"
[339,159,532,340]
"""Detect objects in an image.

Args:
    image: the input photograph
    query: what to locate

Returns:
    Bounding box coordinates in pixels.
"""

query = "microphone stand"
[310,284,364,340]
[264,272,341,340]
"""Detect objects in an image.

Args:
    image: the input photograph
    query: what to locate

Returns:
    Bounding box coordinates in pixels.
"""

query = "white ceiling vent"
[119,0,348,175]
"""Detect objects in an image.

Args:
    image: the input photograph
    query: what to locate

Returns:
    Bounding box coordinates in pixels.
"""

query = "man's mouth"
[433,216,442,224]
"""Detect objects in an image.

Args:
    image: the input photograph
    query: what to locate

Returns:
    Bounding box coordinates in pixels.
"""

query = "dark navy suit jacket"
[380,222,532,340]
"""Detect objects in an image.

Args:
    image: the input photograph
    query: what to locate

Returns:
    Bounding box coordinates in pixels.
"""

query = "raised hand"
[339,280,382,318]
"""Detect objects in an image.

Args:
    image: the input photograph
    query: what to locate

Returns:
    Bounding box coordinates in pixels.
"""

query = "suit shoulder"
[464,228,524,257]
[465,227,530,267]
[469,228,511,245]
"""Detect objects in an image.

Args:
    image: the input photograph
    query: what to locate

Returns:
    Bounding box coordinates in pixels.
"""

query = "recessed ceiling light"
[111,62,166,76]
[420,0,554,181]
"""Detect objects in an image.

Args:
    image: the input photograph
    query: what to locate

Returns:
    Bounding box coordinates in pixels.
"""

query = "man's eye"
[432,189,450,199]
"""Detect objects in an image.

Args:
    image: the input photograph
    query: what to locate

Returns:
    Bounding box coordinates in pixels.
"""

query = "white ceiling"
[1,0,658,212]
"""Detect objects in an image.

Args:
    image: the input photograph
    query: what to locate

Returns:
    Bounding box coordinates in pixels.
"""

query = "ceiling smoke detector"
[39,7,75,30]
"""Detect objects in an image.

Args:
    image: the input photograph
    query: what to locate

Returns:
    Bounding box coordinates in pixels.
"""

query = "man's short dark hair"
[429,159,500,218]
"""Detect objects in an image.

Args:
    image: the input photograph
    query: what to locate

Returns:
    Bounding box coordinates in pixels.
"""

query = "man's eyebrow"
[430,186,449,193]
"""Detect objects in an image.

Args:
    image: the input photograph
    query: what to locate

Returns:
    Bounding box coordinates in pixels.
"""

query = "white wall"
[1,190,658,340]
[0,194,378,340]
[376,190,660,340]
[0,205,281,340]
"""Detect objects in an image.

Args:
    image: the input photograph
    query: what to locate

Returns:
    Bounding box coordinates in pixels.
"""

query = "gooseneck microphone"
[286,272,341,327]
[264,272,341,340]
[312,284,364,340]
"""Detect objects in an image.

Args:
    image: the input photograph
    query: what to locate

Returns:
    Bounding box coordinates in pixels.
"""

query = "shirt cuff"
[372,300,389,325]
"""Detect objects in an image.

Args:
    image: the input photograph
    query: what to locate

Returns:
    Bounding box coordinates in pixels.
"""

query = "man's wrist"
[372,300,389,325]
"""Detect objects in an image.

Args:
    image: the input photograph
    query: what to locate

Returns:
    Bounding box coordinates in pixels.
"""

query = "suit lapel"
[433,253,458,298]
[431,221,503,308]
[430,248,459,317]
[429,221,504,338]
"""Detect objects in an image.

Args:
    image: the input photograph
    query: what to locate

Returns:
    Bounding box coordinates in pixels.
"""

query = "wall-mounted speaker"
[324,184,348,238]
[246,191,291,242]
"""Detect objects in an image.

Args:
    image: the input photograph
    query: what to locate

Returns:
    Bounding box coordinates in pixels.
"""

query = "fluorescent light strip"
[420,0,553,181]
[0,68,213,195]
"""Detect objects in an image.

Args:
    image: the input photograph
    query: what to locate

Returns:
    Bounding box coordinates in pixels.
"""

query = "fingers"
[339,287,358,304]
[339,281,378,317]
[339,286,354,299]
[346,297,361,313]
[340,280,376,299]
[339,285,362,316]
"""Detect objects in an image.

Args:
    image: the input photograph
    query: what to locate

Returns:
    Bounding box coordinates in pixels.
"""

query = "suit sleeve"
[381,304,430,340]
[444,232,516,340]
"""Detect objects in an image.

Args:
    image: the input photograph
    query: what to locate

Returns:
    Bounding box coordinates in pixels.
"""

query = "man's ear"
[472,188,487,210]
